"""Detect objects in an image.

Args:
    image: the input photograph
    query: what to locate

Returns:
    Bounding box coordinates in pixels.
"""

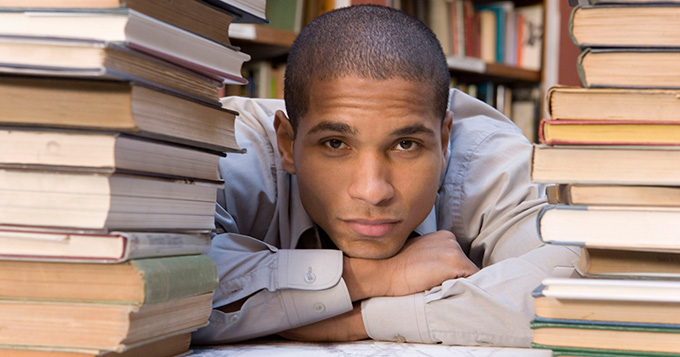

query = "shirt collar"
[413,205,437,236]
[289,175,316,249]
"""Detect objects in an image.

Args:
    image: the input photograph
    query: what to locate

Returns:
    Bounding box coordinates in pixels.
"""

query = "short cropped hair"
[284,5,450,132]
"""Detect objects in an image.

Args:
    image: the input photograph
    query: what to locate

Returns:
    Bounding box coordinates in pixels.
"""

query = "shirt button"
[229,314,240,323]
[304,272,316,283]
[314,303,326,313]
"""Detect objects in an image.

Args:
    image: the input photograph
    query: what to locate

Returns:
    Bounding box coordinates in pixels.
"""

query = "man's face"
[276,76,452,259]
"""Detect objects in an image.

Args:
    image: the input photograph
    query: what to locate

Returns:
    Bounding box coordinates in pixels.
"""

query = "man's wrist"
[343,256,387,301]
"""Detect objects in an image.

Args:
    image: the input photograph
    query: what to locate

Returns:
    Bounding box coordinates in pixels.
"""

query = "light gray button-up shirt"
[192,89,579,346]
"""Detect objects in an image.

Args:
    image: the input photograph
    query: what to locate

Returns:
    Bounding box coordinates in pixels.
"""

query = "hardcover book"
[534,267,680,326]
[547,87,680,122]
[532,145,680,185]
[537,205,680,251]
[0,8,250,84]
[0,227,211,263]
[0,76,240,153]
[0,255,218,304]
[534,288,680,327]
[0,129,222,182]
[0,0,235,47]
[576,247,680,279]
[533,344,680,357]
[0,169,218,230]
[570,5,680,48]
[539,266,680,302]
[552,184,680,207]
[578,48,680,88]
[516,3,543,71]
[0,37,222,103]
[538,119,680,146]
[531,320,680,354]
[0,293,212,351]
[0,332,192,357]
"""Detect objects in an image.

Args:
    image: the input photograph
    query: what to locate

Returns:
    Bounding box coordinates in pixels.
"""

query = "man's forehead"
[306,76,438,114]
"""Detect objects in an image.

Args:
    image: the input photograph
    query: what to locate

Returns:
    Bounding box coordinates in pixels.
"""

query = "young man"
[193,5,577,346]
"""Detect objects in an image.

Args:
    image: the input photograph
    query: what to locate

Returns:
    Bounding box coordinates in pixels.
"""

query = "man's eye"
[324,139,348,149]
[395,140,418,151]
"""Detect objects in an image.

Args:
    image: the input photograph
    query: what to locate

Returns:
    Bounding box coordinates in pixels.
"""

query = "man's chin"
[339,242,402,260]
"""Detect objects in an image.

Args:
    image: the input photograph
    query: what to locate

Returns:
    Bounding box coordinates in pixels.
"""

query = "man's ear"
[274,110,296,174]
[440,110,453,170]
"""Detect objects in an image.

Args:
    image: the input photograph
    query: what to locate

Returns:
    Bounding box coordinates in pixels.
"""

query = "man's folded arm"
[361,223,579,346]
[191,233,354,344]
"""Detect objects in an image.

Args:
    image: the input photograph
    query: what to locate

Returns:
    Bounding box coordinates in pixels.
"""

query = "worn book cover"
[0,254,218,304]
[578,48,680,88]
[532,145,680,185]
[0,169,218,230]
[570,5,680,48]
[0,293,212,351]
[531,319,680,354]
[0,8,249,83]
[538,119,680,146]
[537,205,680,251]
[0,77,241,153]
[547,86,680,122]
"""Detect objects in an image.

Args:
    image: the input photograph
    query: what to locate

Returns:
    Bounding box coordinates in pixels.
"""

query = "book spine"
[132,255,218,304]
[531,320,680,333]
[534,316,680,329]
[546,86,558,119]
[538,118,548,143]
[533,343,680,357]
[536,204,588,246]
[577,48,590,87]
[123,232,211,261]
[568,6,580,47]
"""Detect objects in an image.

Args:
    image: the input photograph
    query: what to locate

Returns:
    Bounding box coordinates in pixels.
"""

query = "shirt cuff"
[277,249,344,290]
[361,292,434,343]
[278,249,353,326]
[281,278,353,327]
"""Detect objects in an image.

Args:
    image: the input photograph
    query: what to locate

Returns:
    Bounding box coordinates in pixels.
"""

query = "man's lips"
[343,219,400,237]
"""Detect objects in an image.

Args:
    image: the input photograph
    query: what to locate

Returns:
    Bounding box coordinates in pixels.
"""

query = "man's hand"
[343,230,479,301]
[278,304,368,342]
[279,231,477,342]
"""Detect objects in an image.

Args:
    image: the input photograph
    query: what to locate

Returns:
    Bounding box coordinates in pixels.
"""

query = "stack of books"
[530,1,680,356]
[0,0,260,355]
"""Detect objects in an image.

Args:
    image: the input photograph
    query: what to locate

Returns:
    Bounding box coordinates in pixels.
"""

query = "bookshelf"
[227,0,557,142]
[229,24,296,61]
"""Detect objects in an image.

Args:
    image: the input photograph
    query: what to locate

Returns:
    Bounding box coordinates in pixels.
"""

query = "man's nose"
[348,152,395,206]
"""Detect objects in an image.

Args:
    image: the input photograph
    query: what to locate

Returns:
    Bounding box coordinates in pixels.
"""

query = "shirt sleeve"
[361,92,579,347]
[192,96,353,344]
[192,233,352,344]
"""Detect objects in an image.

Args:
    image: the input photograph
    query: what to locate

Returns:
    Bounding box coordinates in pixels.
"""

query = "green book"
[265,0,303,32]
[531,321,680,354]
[0,254,218,305]
[533,344,680,357]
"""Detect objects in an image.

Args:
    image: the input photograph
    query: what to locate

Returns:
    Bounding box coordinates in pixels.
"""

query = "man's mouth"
[343,219,400,237]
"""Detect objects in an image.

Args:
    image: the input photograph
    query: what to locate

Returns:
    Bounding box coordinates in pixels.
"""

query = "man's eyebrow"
[391,124,436,137]
[307,121,357,135]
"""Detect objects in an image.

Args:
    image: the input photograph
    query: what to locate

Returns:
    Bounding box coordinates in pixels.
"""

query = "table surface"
[189,338,552,357]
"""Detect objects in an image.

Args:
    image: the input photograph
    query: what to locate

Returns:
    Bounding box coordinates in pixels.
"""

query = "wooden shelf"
[229,24,297,61]
[447,56,541,84]
[485,63,541,82]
